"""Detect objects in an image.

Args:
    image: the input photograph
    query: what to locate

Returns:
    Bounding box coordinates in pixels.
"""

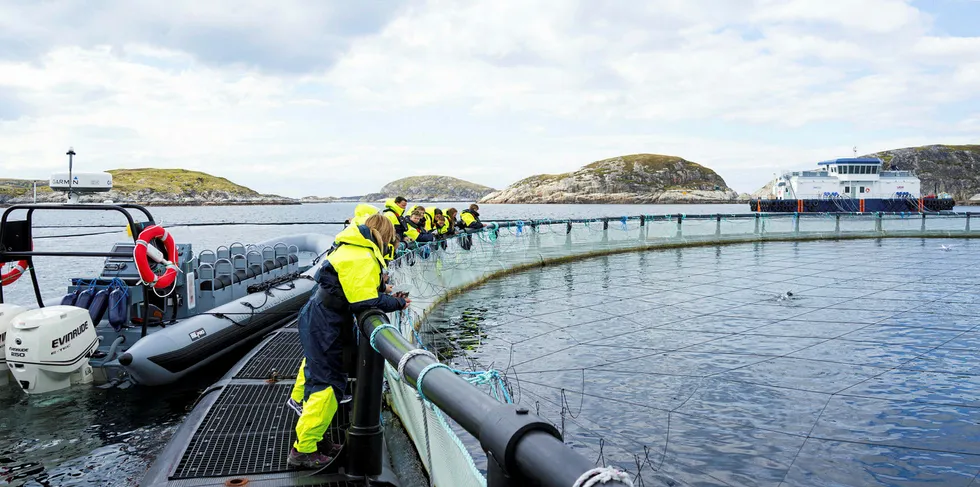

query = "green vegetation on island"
[481,153,737,204]
[0,168,290,205]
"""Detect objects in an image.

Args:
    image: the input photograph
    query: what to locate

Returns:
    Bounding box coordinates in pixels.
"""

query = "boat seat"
[246,251,264,280]
[274,243,289,269]
[229,242,246,258]
[206,258,238,291]
[203,273,241,291]
[198,263,215,292]
[198,250,216,269]
[231,254,254,281]
[216,245,231,261]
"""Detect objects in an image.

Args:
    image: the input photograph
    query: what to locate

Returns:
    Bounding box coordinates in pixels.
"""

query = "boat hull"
[118,277,314,385]
[749,198,955,213]
[114,233,334,386]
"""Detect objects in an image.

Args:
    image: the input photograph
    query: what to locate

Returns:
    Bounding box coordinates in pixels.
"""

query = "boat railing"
[0,203,155,307]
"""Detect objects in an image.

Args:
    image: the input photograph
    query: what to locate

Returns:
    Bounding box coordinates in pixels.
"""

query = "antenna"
[852,146,857,157]
[66,147,76,200]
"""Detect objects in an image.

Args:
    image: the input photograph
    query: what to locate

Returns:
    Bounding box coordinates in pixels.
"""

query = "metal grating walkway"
[172,381,350,479]
[235,331,304,380]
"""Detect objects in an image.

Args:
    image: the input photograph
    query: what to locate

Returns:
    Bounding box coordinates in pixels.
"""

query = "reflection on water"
[0,377,208,486]
[423,238,980,486]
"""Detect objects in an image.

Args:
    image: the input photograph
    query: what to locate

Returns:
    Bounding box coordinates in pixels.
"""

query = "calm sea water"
[423,238,980,486]
[0,202,975,486]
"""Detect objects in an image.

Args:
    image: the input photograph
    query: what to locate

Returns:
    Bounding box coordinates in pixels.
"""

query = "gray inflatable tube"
[118,234,334,386]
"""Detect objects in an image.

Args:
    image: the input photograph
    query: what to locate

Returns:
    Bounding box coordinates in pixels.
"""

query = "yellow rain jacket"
[351,204,379,226]
[460,209,482,229]
[292,223,405,454]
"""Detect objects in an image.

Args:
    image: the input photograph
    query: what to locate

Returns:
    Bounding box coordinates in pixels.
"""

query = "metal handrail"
[0,203,155,307]
[354,309,630,487]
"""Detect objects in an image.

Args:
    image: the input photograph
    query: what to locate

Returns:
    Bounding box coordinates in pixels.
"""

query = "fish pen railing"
[352,309,631,487]
[380,211,977,486]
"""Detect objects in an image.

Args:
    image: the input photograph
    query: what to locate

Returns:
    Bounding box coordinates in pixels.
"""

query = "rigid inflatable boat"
[0,199,332,394]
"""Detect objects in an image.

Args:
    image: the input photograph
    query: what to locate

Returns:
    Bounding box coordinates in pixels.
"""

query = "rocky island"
[0,168,294,206]
[308,175,495,203]
[479,154,738,204]
[865,144,980,203]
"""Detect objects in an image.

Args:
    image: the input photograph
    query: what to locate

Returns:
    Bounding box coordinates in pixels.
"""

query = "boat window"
[847,165,854,174]
[872,166,878,174]
[844,186,850,193]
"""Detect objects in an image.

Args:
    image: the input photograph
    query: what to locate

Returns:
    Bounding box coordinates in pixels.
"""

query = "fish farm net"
[383,212,979,486]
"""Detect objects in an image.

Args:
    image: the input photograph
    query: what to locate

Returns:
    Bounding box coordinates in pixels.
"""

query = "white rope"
[397,348,437,383]
[572,467,634,487]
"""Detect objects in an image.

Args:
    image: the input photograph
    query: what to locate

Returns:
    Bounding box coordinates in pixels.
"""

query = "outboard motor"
[0,304,28,386]
[6,306,99,394]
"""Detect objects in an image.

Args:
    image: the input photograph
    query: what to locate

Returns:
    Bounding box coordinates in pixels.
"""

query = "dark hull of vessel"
[749,198,955,213]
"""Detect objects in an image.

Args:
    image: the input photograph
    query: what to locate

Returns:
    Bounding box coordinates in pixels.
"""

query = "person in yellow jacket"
[459,203,487,230]
[434,213,451,237]
[287,214,409,468]
[382,197,408,240]
[287,205,393,419]
[349,203,379,226]
[404,207,433,242]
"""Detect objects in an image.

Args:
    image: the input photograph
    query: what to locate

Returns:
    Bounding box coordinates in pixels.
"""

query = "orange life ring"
[133,225,179,289]
[1,259,28,286]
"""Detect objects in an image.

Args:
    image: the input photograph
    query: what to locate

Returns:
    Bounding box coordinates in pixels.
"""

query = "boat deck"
[141,322,399,487]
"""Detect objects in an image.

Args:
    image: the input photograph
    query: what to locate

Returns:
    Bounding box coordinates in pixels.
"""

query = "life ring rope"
[133,225,180,289]
[1,260,28,286]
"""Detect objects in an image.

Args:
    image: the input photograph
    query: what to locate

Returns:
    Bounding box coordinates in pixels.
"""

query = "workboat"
[0,157,332,394]
[750,157,955,212]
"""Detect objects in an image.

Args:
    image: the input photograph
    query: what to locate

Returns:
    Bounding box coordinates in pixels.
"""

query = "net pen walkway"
[141,324,396,487]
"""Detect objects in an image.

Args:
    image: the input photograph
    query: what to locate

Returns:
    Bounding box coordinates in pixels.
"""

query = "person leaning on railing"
[459,203,488,229]
[405,207,434,243]
[443,207,459,236]
[382,196,408,241]
[288,214,410,469]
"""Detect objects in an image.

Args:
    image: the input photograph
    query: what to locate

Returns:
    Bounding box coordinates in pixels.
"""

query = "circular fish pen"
[423,238,980,486]
[383,212,980,487]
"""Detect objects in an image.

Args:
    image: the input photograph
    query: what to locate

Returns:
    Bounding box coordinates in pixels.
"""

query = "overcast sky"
[1,0,978,198]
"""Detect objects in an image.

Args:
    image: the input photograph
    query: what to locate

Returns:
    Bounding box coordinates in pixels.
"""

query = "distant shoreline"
[4,199,974,208]
[0,199,301,207]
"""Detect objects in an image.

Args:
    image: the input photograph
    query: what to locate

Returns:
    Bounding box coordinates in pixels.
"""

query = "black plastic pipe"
[348,312,387,477]
[357,311,630,487]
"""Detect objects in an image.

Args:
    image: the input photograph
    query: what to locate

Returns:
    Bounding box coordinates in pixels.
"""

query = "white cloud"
[0,0,977,197]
